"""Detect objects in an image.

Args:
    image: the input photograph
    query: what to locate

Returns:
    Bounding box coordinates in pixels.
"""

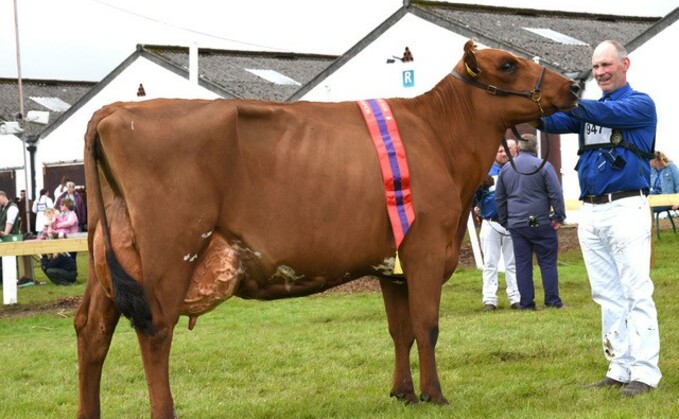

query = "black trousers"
[44,268,76,285]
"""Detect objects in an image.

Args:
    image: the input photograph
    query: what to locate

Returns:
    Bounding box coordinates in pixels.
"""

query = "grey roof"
[0,78,94,139]
[291,2,676,100]
[140,45,338,102]
[0,47,337,143]
[411,2,662,76]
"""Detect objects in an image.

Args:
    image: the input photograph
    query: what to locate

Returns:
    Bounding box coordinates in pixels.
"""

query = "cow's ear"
[463,40,480,78]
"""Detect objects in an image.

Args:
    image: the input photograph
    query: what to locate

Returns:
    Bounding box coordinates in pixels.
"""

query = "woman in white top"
[32,188,54,233]
[53,176,70,202]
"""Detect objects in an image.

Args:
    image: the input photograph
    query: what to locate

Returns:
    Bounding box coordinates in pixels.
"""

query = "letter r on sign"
[402,70,415,88]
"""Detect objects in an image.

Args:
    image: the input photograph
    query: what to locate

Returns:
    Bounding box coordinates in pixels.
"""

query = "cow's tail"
[85,116,155,335]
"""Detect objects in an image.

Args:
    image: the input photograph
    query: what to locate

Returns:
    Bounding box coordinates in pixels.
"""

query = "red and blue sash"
[357,98,415,272]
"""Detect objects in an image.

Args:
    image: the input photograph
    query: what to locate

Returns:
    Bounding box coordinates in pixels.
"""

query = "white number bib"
[584,123,612,147]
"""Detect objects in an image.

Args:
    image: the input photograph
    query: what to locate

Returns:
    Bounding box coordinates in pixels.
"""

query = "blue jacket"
[651,162,679,195]
[540,83,656,199]
[474,163,501,220]
[495,152,566,228]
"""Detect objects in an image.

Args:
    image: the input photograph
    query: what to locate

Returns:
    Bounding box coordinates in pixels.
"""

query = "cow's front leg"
[75,273,121,419]
[407,266,448,404]
[379,278,418,404]
[137,322,178,419]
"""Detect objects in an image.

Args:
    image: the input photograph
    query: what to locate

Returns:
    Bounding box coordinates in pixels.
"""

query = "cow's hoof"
[420,392,450,405]
[390,390,419,404]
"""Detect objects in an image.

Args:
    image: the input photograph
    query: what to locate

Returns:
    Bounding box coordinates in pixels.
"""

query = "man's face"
[495,146,508,165]
[0,195,7,206]
[592,43,629,94]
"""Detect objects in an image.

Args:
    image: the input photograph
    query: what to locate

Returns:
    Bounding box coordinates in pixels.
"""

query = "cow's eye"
[500,62,516,72]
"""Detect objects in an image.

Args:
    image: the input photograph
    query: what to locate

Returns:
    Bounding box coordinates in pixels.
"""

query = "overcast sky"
[1,0,677,82]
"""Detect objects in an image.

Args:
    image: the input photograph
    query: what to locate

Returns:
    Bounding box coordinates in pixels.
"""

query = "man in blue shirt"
[495,134,565,311]
[539,40,660,397]
[473,140,520,312]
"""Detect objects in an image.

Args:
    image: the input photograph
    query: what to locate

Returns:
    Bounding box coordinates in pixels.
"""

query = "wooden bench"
[1,236,88,304]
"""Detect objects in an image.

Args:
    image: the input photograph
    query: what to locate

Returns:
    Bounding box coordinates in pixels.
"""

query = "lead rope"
[502,126,551,176]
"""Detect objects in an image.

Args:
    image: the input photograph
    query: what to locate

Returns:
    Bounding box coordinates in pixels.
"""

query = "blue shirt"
[474,163,501,220]
[541,83,656,199]
[495,152,566,228]
[651,162,679,195]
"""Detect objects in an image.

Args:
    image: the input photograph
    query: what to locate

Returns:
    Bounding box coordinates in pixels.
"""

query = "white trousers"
[578,195,661,387]
[480,220,520,306]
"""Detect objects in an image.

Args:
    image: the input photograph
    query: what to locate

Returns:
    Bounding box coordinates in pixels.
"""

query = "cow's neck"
[419,75,507,183]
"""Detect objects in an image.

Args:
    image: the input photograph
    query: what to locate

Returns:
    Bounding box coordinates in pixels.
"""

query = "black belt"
[484,217,499,222]
[582,189,644,205]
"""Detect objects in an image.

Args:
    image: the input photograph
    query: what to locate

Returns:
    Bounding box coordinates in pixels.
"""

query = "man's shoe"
[621,381,653,397]
[483,304,497,312]
[510,303,520,309]
[585,377,626,388]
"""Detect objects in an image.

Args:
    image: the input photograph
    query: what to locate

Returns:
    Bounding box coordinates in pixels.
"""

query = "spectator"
[650,151,679,211]
[55,181,86,232]
[538,40,660,396]
[0,190,20,239]
[53,198,79,238]
[32,188,55,235]
[473,139,520,311]
[0,190,21,284]
[41,252,77,285]
[495,134,565,311]
[16,190,34,234]
[53,176,70,202]
[39,208,61,240]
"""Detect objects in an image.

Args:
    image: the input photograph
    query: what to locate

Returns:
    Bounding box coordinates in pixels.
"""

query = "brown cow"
[75,40,579,418]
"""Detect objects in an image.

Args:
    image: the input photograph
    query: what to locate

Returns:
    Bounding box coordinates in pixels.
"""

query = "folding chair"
[654,206,677,240]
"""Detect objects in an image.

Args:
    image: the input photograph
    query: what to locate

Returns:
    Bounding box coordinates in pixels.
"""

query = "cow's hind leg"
[137,320,178,419]
[75,271,121,419]
[379,279,418,404]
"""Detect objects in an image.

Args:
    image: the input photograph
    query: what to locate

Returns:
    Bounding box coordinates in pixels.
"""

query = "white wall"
[32,56,222,193]
[303,14,468,102]
[628,21,679,163]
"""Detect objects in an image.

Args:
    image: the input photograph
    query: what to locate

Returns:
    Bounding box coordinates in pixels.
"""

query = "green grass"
[1,231,678,418]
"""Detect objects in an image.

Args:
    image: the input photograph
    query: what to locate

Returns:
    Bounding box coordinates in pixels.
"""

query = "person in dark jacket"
[495,134,566,311]
[41,252,77,285]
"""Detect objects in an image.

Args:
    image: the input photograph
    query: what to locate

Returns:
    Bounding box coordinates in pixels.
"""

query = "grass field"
[1,226,677,418]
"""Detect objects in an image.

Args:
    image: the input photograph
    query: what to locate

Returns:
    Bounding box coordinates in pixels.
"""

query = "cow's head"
[455,39,580,121]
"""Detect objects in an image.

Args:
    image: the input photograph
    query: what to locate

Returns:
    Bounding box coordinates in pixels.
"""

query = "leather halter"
[450,66,546,115]
[450,66,551,176]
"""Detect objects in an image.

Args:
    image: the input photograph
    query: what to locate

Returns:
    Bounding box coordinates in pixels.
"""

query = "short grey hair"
[597,40,628,61]
[519,134,538,153]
